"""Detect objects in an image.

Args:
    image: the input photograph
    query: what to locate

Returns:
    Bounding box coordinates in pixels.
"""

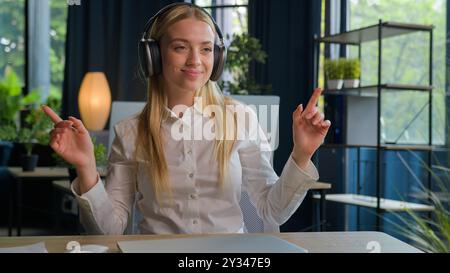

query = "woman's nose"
[186,50,201,66]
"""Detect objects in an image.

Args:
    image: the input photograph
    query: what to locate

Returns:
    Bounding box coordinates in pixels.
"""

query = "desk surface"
[0,232,421,253]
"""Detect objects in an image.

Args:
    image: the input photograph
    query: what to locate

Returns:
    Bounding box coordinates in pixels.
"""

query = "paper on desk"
[0,242,48,253]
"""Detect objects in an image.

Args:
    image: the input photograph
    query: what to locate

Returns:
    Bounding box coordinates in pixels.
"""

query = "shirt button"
[190,194,197,200]
[189,173,194,178]
[193,219,198,225]
[187,150,192,155]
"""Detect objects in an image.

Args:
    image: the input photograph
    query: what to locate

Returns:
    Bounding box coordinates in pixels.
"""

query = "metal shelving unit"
[313,20,436,231]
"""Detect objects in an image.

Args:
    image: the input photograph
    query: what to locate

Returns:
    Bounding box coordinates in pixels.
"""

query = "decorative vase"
[21,154,39,172]
[327,79,343,90]
[343,79,360,88]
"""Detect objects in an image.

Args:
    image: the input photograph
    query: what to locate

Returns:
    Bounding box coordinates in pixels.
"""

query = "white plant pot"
[343,79,360,88]
[327,79,343,90]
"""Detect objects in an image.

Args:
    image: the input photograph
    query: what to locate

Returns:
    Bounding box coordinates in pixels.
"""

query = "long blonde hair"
[136,5,236,202]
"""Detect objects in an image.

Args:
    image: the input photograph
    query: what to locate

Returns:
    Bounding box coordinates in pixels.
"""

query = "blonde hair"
[136,5,236,203]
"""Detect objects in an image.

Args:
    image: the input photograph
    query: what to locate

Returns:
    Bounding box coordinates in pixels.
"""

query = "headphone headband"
[141,2,224,44]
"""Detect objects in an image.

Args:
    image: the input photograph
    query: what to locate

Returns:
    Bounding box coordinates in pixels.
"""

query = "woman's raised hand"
[292,88,331,169]
[42,105,95,169]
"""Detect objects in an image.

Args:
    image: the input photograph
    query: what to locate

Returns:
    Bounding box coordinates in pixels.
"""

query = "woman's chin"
[179,80,207,92]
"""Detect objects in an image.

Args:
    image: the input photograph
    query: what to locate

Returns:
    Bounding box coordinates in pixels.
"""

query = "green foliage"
[0,69,58,154]
[220,33,271,95]
[387,153,450,253]
[343,59,361,79]
[324,59,344,80]
[0,67,22,126]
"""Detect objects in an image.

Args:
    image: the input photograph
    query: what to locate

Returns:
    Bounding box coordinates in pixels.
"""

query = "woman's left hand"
[292,88,331,169]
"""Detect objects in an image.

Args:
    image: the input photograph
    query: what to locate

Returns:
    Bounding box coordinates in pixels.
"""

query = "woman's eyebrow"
[170,38,213,45]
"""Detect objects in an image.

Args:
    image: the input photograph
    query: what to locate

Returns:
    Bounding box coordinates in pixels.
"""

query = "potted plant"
[343,58,361,88]
[0,67,23,166]
[0,67,51,170]
[219,33,271,95]
[53,136,107,182]
[324,58,344,90]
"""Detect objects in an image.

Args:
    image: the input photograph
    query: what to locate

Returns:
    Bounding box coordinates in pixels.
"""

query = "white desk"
[0,232,421,253]
[312,193,434,212]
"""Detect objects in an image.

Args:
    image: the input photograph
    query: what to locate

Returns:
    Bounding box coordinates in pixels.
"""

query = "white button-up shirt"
[71,101,319,235]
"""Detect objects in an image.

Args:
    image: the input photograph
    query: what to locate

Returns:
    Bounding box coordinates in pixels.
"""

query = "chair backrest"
[108,95,280,234]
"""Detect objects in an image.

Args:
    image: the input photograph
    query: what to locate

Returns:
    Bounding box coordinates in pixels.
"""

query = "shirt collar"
[163,97,207,122]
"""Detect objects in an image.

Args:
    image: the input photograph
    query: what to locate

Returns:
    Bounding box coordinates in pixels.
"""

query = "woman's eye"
[174,46,187,51]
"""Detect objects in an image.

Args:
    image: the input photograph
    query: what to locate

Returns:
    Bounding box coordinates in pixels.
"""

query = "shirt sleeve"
[71,123,137,235]
[238,108,319,226]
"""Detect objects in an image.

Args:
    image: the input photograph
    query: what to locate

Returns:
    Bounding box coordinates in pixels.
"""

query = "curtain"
[62,0,181,119]
[249,0,322,231]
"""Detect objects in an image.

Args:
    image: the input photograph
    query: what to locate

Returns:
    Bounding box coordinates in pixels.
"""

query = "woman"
[43,3,330,235]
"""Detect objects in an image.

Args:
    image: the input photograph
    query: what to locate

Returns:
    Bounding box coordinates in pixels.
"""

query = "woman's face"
[160,17,215,94]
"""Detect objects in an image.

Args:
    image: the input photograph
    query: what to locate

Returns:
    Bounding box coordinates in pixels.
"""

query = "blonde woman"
[43,3,331,235]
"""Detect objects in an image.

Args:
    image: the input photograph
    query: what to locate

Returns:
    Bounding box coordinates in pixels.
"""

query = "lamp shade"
[78,72,112,131]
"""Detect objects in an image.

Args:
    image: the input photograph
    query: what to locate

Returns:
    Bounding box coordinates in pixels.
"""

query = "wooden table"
[0,232,422,253]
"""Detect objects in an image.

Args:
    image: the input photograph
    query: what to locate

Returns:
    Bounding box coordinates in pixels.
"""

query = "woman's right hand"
[42,105,95,168]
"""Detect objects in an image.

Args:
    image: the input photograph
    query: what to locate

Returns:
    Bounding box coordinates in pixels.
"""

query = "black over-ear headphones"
[139,2,226,81]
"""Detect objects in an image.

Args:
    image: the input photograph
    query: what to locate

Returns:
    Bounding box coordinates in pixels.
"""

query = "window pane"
[49,0,67,100]
[203,6,248,42]
[0,0,25,85]
[349,0,446,145]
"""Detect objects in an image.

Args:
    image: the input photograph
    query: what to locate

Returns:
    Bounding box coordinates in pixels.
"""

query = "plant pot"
[343,79,360,88]
[327,79,343,90]
[68,167,77,182]
[21,154,39,172]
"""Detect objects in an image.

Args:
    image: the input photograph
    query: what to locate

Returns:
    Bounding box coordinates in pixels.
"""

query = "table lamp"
[78,72,111,131]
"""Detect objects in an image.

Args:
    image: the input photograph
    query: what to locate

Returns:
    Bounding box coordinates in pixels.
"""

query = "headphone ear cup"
[139,39,151,77]
[140,39,162,77]
[148,41,162,76]
[210,44,226,81]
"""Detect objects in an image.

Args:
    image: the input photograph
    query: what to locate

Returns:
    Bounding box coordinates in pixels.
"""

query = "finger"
[304,88,322,113]
[68,116,88,134]
[50,134,61,151]
[321,120,331,128]
[54,120,74,129]
[52,127,69,135]
[293,104,303,121]
[42,105,63,124]
[312,112,325,126]
[303,107,318,119]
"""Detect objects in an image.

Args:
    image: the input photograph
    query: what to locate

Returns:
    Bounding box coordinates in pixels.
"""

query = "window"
[191,0,249,91]
[49,0,68,100]
[348,0,446,145]
[0,0,67,102]
[192,0,248,39]
[0,0,25,85]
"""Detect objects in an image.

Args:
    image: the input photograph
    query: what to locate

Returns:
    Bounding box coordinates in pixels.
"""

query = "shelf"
[316,21,433,45]
[322,84,433,97]
[312,193,434,212]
